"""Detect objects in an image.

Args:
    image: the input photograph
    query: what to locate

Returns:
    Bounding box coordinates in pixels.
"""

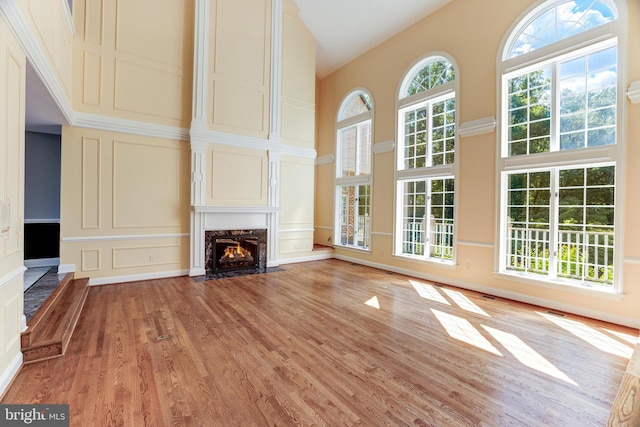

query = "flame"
[223,243,251,259]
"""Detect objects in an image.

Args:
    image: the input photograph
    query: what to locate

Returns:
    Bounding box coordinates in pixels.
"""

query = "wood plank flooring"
[2,260,637,426]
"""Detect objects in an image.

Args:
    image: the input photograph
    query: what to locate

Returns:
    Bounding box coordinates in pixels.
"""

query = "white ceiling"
[295,0,452,79]
[25,63,66,134]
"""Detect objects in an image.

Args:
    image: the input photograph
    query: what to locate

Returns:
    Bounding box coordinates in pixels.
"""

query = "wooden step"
[21,275,90,364]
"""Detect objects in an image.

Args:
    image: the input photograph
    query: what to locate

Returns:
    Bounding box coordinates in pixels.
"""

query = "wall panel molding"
[81,136,101,229]
[112,244,181,269]
[112,140,184,228]
[81,248,101,271]
[82,51,103,107]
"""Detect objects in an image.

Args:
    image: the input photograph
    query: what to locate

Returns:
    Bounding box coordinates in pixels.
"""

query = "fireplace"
[205,229,267,277]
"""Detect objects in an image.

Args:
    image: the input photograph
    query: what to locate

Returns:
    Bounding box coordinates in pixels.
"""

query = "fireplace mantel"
[192,205,280,214]
[190,205,281,276]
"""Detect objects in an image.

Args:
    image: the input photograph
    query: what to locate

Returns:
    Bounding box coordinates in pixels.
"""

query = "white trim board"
[278,252,334,264]
[0,352,22,399]
[62,233,189,243]
[24,258,59,268]
[88,269,189,286]
[0,266,26,290]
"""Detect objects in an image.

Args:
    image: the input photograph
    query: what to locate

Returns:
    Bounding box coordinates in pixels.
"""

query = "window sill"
[392,254,457,270]
[494,271,623,301]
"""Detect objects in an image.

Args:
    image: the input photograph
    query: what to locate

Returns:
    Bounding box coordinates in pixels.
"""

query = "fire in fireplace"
[205,229,267,277]
[218,240,255,269]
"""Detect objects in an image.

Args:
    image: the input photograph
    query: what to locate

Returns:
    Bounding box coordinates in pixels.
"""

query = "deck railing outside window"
[402,217,454,259]
[506,225,614,285]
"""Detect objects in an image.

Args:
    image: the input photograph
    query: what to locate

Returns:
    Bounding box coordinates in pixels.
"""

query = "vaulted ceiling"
[294,0,452,78]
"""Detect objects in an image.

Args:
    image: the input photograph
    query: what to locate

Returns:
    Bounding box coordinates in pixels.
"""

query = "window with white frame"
[498,0,624,292]
[395,56,457,263]
[336,90,373,250]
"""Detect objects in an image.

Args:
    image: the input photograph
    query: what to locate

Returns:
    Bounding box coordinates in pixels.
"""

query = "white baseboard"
[24,258,59,268]
[0,352,22,399]
[88,269,189,286]
[57,264,76,274]
[279,252,334,265]
[334,254,640,329]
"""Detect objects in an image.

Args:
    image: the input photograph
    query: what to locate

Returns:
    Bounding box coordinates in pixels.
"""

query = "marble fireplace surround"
[190,205,280,276]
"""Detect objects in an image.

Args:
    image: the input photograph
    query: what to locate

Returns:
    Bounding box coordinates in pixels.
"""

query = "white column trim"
[189,0,211,276]
[270,0,284,141]
[192,0,210,124]
[268,149,282,267]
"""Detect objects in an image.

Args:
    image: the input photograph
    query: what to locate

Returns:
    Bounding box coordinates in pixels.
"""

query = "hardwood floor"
[2,260,637,426]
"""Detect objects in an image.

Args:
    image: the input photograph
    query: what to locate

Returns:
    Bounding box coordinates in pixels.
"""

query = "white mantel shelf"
[192,205,281,213]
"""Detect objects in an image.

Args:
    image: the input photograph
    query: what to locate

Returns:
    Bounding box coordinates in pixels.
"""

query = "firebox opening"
[215,236,257,272]
[205,229,267,277]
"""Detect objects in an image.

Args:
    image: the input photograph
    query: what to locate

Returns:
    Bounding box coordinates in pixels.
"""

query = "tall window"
[336,90,373,250]
[395,56,458,263]
[499,0,624,292]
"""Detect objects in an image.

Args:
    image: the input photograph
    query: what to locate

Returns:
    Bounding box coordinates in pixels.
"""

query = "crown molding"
[74,112,190,141]
[373,140,395,154]
[59,0,75,36]
[628,81,640,104]
[458,116,497,138]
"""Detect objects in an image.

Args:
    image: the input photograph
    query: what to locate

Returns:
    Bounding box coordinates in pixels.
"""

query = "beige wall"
[277,1,316,260]
[72,0,194,127]
[281,1,315,149]
[206,144,269,206]
[279,155,315,259]
[60,127,190,280]
[18,0,73,98]
[315,0,640,325]
[207,0,271,138]
[0,18,25,394]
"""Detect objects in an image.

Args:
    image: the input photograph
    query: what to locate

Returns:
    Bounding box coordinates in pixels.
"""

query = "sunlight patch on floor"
[441,288,490,317]
[603,328,639,346]
[365,296,380,309]
[431,309,502,356]
[539,312,634,359]
[410,280,450,305]
[482,325,578,386]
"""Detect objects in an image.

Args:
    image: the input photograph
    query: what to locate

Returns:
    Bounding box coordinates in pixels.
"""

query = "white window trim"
[394,53,460,266]
[495,0,627,295]
[334,89,375,252]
